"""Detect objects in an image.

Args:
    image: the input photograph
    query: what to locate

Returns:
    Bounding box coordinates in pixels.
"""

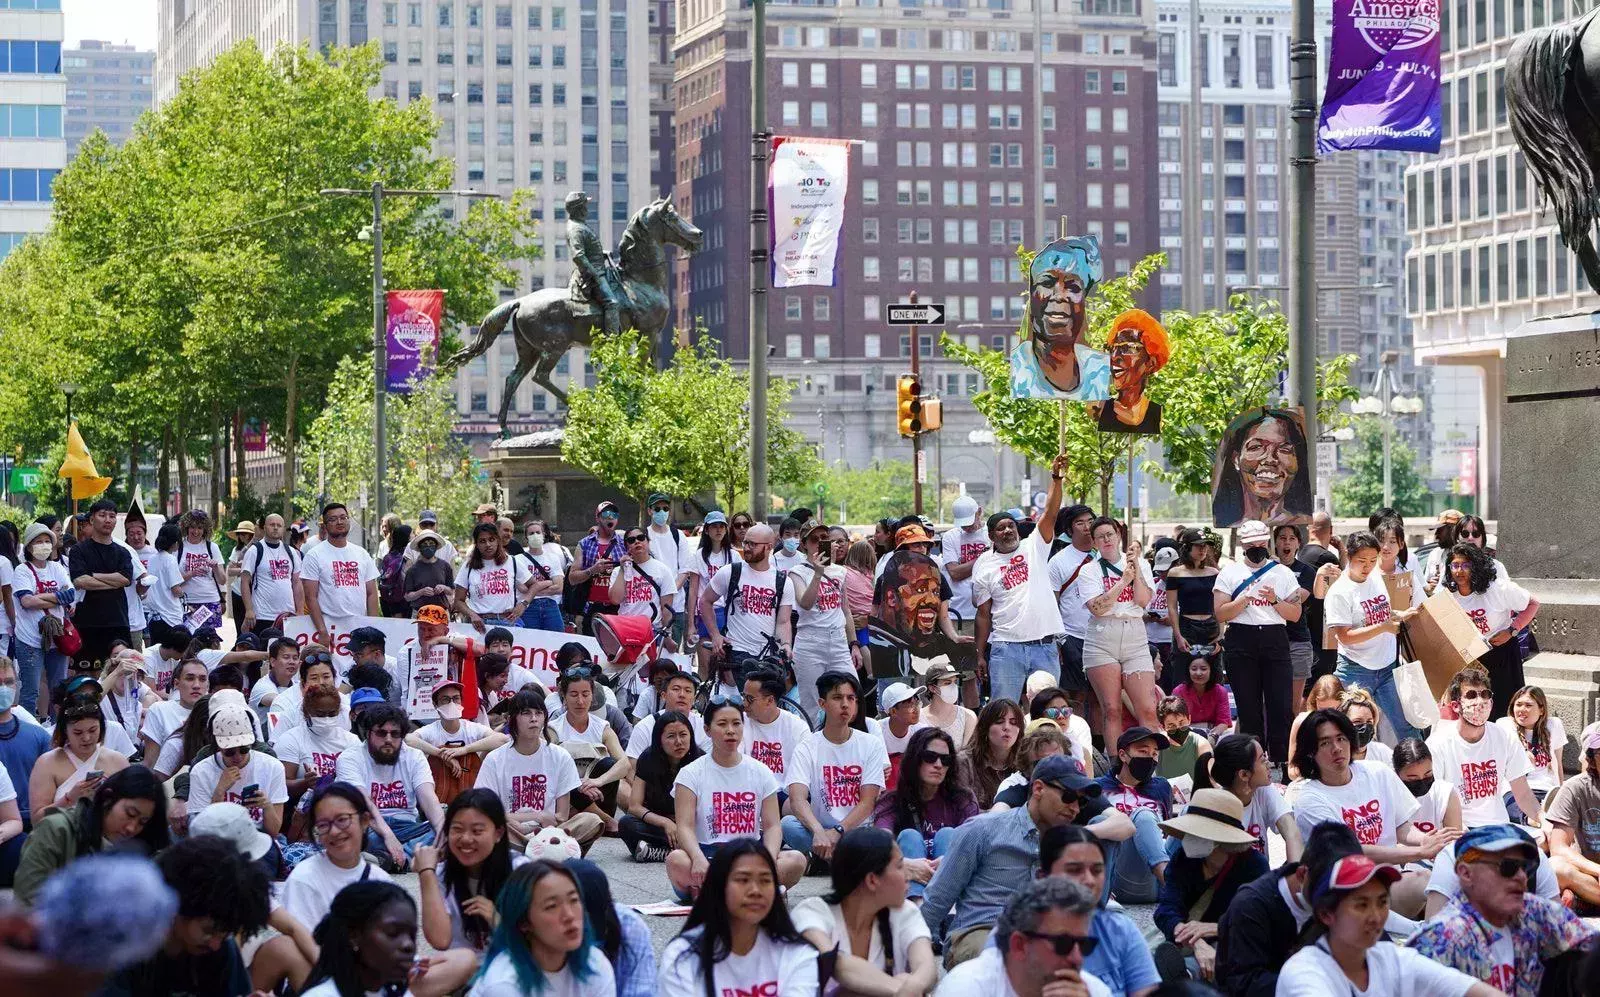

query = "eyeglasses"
[563,664,600,679]
[1020,930,1099,958]
[920,750,954,767]
[313,812,359,837]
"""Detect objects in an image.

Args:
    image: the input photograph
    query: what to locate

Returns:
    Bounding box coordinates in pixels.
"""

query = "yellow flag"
[59,423,112,500]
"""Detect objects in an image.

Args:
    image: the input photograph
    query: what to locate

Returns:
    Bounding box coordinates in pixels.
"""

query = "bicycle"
[698,634,816,732]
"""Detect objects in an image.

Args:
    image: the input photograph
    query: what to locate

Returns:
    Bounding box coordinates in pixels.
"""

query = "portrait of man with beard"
[1009,236,1112,401]
[1212,406,1314,528]
[866,550,960,680]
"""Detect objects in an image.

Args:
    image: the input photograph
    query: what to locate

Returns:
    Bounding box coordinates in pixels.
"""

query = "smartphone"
[240,784,259,800]
[86,770,104,781]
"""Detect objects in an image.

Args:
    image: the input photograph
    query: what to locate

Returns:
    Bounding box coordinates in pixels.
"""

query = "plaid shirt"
[577,530,626,608]
[1407,891,1596,997]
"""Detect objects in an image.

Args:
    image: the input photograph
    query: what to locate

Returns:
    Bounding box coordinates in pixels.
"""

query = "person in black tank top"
[1162,531,1222,690]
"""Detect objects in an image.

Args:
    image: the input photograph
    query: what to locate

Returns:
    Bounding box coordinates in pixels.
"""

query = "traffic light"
[897,373,922,437]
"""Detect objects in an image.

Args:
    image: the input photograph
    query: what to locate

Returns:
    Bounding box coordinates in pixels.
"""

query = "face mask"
[1244,545,1270,563]
[1403,776,1434,798]
[436,702,464,721]
[1126,756,1158,782]
[1181,836,1216,860]
[309,716,349,735]
[418,544,438,558]
[938,684,959,705]
[527,533,543,550]
[0,685,14,712]
[781,537,800,554]
[29,542,51,561]
[1166,726,1191,742]
[652,510,669,527]
[1351,722,1376,748]
[1459,698,1492,727]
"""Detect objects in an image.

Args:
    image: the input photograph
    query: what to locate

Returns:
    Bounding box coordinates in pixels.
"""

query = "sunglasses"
[1459,530,1483,538]
[1472,855,1537,880]
[563,664,600,679]
[1043,706,1072,720]
[302,651,333,666]
[920,750,954,767]
[731,521,752,530]
[625,534,649,544]
[1020,930,1099,958]
[707,692,744,709]
[1458,689,1490,701]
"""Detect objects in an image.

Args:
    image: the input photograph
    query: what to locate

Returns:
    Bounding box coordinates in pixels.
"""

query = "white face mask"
[938,684,959,705]
[527,533,543,550]
[309,716,349,735]
[436,702,464,721]
[1459,697,1492,727]
[1181,836,1216,860]
[29,542,52,561]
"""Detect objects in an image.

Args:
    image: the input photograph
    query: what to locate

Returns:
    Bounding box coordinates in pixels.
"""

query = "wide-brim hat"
[228,521,257,540]
[413,529,445,547]
[1158,788,1258,846]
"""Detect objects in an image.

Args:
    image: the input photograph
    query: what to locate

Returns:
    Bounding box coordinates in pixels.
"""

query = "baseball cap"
[1025,716,1062,736]
[430,681,465,703]
[1032,754,1101,798]
[1117,726,1172,752]
[647,492,671,507]
[951,495,979,528]
[1309,854,1402,906]
[596,501,620,518]
[208,689,248,712]
[1236,520,1270,546]
[190,802,274,861]
[475,503,499,516]
[1456,823,1539,859]
[210,706,257,750]
[416,604,450,626]
[922,661,966,683]
[348,626,386,653]
[418,509,439,524]
[1436,509,1464,528]
[803,519,831,541]
[895,523,934,548]
[1153,547,1179,572]
[62,675,104,700]
[1583,724,1600,753]
[881,682,920,711]
[350,687,387,707]
[703,510,728,526]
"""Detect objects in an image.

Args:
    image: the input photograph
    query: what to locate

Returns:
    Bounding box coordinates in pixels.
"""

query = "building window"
[811,64,827,87]
[811,102,828,127]
[786,334,803,357]
[814,297,830,321]
[1085,70,1101,94]
[785,296,802,321]
[1086,107,1102,131]
[864,331,881,355]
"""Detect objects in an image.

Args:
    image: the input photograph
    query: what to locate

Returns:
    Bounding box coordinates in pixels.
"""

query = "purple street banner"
[1318,0,1442,154]
[385,289,444,393]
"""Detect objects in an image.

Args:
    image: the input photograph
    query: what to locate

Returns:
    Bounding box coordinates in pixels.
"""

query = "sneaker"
[634,842,669,863]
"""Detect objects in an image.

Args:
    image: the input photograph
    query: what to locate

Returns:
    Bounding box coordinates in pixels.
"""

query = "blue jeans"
[520,599,564,632]
[363,815,436,864]
[1334,656,1420,743]
[897,826,955,898]
[13,640,67,717]
[988,639,1059,703]
[1107,807,1168,905]
[781,814,839,857]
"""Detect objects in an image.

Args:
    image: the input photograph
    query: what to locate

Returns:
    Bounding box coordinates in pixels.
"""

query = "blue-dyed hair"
[473,860,598,993]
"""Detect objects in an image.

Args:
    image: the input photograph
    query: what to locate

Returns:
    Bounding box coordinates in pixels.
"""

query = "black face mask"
[1244,545,1271,563]
[1126,756,1158,782]
[1402,776,1434,798]
[1351,722,1376,748]
[418,544,438,558]
[1166,726,1191,742]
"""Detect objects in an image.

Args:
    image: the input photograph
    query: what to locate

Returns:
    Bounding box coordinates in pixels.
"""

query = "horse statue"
[1507,10,1600,293]
[443,195,704,428]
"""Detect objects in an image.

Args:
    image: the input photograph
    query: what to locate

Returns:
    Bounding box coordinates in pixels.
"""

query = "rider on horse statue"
[565,190,624,335]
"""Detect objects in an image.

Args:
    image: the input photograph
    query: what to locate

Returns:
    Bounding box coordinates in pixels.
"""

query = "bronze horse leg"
[531,349,568,409]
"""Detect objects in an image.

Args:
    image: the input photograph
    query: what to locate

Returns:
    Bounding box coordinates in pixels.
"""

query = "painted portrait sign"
[1009,236,1111,401]
[866,550,961,680]
[1093,309,1169,435]
[1212,406,1314,529]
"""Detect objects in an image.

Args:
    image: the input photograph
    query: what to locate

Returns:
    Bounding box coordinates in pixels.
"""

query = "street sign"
[9,466,40,494]
[1316,441,1337,480]
[885,302,946,325]
[915,449,927,484]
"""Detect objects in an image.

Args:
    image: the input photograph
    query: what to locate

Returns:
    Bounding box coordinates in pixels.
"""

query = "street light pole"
[1381,363,1393,508]
[749,0,771,522]
[1289,0,1319,494]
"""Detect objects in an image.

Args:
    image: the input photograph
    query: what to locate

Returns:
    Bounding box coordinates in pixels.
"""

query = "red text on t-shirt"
[748,741,784,775]
[722,982,779,997]
[822,764,864,810]
[332,560,361,587]
[624,573,657,606]
[371,779,410,810]
[512,773,548,812]
[1459,759,1499,802]
[740,584,777,616]
[710,790,758,835]
[814,578,842,611]
[1341,798,1386,845]
[1359,593,1391,626]
[999,554,1029,590]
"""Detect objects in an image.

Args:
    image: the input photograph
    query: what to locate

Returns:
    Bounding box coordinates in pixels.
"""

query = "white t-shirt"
[689,546,739,607]
[185,750,289,826]
[1047,545,1097,640]
[0,762,14,805]
[302,542,378,619]
[1145,574,1172,642]
[248,673,292,715]
[741,710,813,779]
[970,530,1065,643]
[773,548,807,573]
[550,710,609,746]
[626,710,710,758]
[940,526,991,621]
[454,557,528,618]
[673,752,779,843]
[142,550,185,627]
[412,718,495,748]
[1073,552,1156,621]
[786,729,889,825]
[277,723,360,778]
[789,563,849,631]
[1427,721,1530,827]
[1294,760,1419,846]
[879,720,930,764]
[791,896,930,975]
[658,928,819,997]
[1496,715,1568,793]
[118,540,149,631]
[1214,559,1302,627]
[13,559,70,649]
[102,685,144,752]
[281,853,393,941]
[1243,782,1291,855]
[140,699,191,753]
[935,945,1112,997]
[614,557,676,616]
[1453,574,1533,639]
[1275,940,1476,997]
[242,540,301,620]
[1409,778,1458,834]
[268,687,353,744]
[1323,571,1397,668]
[469,947,615,997]
[477,742,581,815]
[1360,740,1394,769]
[521,548,566,602]
[709,563,798,654]
[0,557,13,638]
[647,525,694,581]
[335,743,434,820]
[178,540,222,603]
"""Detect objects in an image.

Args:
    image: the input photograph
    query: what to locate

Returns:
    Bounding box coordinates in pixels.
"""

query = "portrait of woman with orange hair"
[1095,308,1169,434]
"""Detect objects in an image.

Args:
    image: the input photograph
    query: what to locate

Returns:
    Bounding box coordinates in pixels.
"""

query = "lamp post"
[1351,350,1424,508]
[58,381,78,433]
[749,0,771,522]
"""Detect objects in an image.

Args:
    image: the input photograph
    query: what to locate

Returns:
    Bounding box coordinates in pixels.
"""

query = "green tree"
[1331,417,1432,517]
[777,460,914,525]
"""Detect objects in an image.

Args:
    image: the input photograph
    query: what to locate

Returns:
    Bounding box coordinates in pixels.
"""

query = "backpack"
[245,540,299,594]
[378,550,406,603]
[723,562,788,624]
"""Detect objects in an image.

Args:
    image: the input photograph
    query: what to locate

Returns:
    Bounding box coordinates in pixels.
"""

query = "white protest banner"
[769,136,851,288]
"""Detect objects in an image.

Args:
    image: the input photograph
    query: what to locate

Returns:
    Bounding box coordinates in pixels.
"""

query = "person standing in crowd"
[783,672,889,860]
[702,523,798,672]
[1445,543,1538,720]
[791,521,858,715]
[921,661,978,749]
[645,492,694,640]
[1499,686,1565,824]
[0,656,50,839]
[517,520,567,632]
[375,522,412,619]
[570,501,626,633]
[1427,666,1542,829]
[404,528,456,616]
[1146,546,1177,683]
[414,789,521,952]
[740,667,812,786]
[301,503,380,656]
[971,454,1067,703]
[607,525,675,625]
[1195,733,1301,860]
[1163,528,1223,681]
[941,495,990,633]
[1046,503,1098,714]
[174,510,227,631]
[1298,516,1343,683]
[686,511,738,675]
[874,726,980,899]
[455,522,530,630]
[1546,726,1600,914]
[142,523,186,635]
[1077,516,1159,747]
[335,703,445,868]
[223,521,255,633]
[67,500,136,677]
[12,763,167,905]
[934,877,1115,997]
[1214,519,1303,766]
[1322,531,1421,742]
[1273,524,1320,707]
[280,781,394,932]
[773,517,808,573]
[1418,509,1463,597]
[623,709,702,862]
[404,509,458,566]
[475,690,601,851]
[13,522,72,717]
[298,880,476,997]
[658,839,819,997]
[465,860,615,997]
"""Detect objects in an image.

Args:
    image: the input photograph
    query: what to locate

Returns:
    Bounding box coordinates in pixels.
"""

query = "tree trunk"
[175,413,189,515]
[1098,475,1110,518]
[209,399,222,524]
[234,408,247,502]
[282,354,298,521]
[159,426,171,517]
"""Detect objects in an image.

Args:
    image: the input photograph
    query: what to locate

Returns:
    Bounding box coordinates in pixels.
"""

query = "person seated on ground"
[667,697,806,899]
[297,880,478,997]
[741,666,813,788]
[1423,828,1563,920]
[1194,733,1302,862]
[1340,687,1392,767]
[921,662,979,750]
[1157,695,1213,783]
[658,838,819,996]
[1036,823,1161,997]
[1152,787,1270,984]
[248,636,300,720]
[186,624,269,679]
[877,681,929,786]
[406,680,505,805]
[1292,707,1458,919]
[1174,654,1231,739]
[548,664,631,831]
[1097,725,1176,905]
[346,626,406,707]
[793,826,938,996]
[1408,823,1597,996]
[1547,725,1600,915]
[567,857,657,997]
[472,652,517,724]
[627,656,681,722]
[934,877,1115,997]
[139,623,193,699]
[991,722,1072,811]
[474,689,603,853]
[28,703,129,821]
[625,666,710,757]
[277,684,360,828]
[783,671,890,863]
[921,754,1129,967]
[98,834,272,997]
[1287,675,1346,781]
[266,646,348,745]
[54,674,138,758]
[546,643,631,739]
[1427,666,1543,830]
[1499,685,1566,825]
[1213,821,1364,997]
[960,698,1024,810]
[1028,684,1095,773]
[13,763,168,905]
[1276,852,1506,997]
[872,726,980,900]
[334,703,445,870]
[184,703,288,870]
[1393,737,1463,838]
[622,709,702,862]
[465,859,615,997]
[414,788,523,953]
[280,781,394,934]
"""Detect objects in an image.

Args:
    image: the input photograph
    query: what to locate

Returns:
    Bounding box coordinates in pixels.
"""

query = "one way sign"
[885,302,946,325]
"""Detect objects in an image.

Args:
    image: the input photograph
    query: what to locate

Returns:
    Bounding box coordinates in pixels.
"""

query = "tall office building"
[156,0,654,441]
[63,40,155,155]
[672,0,1159,509]
[0,0,65,261]
[648,0,674,198]
[1404,0,1598,517]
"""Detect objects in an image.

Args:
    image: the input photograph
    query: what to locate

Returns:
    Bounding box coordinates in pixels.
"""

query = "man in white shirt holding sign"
[300,503,379,662]
[1214,519,1307,766]
[239,513,303,635]
[1427,666,1542,829]
[1322,531,1421,743]
[782,671,889,862]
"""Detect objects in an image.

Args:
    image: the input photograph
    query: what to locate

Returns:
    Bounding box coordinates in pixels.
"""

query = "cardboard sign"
[1383,570,1415,614]
[1402,591,1490,702]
